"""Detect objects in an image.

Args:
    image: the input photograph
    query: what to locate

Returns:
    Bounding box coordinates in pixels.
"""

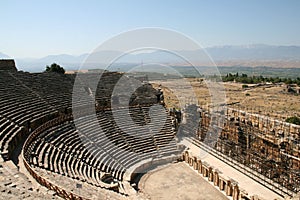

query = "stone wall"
[197,107,300,195]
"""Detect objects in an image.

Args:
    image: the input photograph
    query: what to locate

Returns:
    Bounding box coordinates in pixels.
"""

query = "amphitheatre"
[0,59,299,200]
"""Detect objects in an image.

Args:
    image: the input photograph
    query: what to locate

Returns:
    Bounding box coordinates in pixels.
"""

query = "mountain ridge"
[0,52,11,59]
[2,44,300,72]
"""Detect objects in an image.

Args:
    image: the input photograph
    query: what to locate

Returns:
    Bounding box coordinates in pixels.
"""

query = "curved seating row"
[26,105,178,184]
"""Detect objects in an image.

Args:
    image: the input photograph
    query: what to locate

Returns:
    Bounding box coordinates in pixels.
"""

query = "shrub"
[286,116,300,125]
[45,63,65,74]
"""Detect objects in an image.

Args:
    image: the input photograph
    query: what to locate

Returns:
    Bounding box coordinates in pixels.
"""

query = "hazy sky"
[1,0,300,58]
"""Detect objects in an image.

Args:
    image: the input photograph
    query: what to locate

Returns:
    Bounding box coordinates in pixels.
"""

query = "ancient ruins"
[0,59,299,199]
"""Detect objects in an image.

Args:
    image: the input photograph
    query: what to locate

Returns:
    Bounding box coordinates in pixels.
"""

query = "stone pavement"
[139,162,228,200]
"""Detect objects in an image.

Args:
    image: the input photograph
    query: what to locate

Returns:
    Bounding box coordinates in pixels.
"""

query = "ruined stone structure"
[0,59,298,199]
[183,151,242,200]
[0,61,179,199]
[194,107,300,197]
[0,59,17,72]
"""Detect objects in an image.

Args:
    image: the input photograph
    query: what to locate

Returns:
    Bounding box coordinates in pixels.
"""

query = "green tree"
[45,63,65,74]
[284,78,293,84]
[286,116,300,125]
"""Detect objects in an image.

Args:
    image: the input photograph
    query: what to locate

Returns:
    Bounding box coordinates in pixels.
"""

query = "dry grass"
[151,78,300,121]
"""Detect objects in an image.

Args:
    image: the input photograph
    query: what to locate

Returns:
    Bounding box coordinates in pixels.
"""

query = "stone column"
[219,178,225,191]
[232,184,240,200]
[193,157,198,170]
[189,157,193,167]
[197,160,202,174]
[251,195,259,200]
[225,180,232,196]
[184,151,189,163]
[208,167,213,181]
[213,171,219,186]
[202,165,209,177]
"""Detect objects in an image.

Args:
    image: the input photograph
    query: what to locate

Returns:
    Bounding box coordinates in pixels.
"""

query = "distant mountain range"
[206,44,300,60]
[0,52,10,59]
[1,44,300,72]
